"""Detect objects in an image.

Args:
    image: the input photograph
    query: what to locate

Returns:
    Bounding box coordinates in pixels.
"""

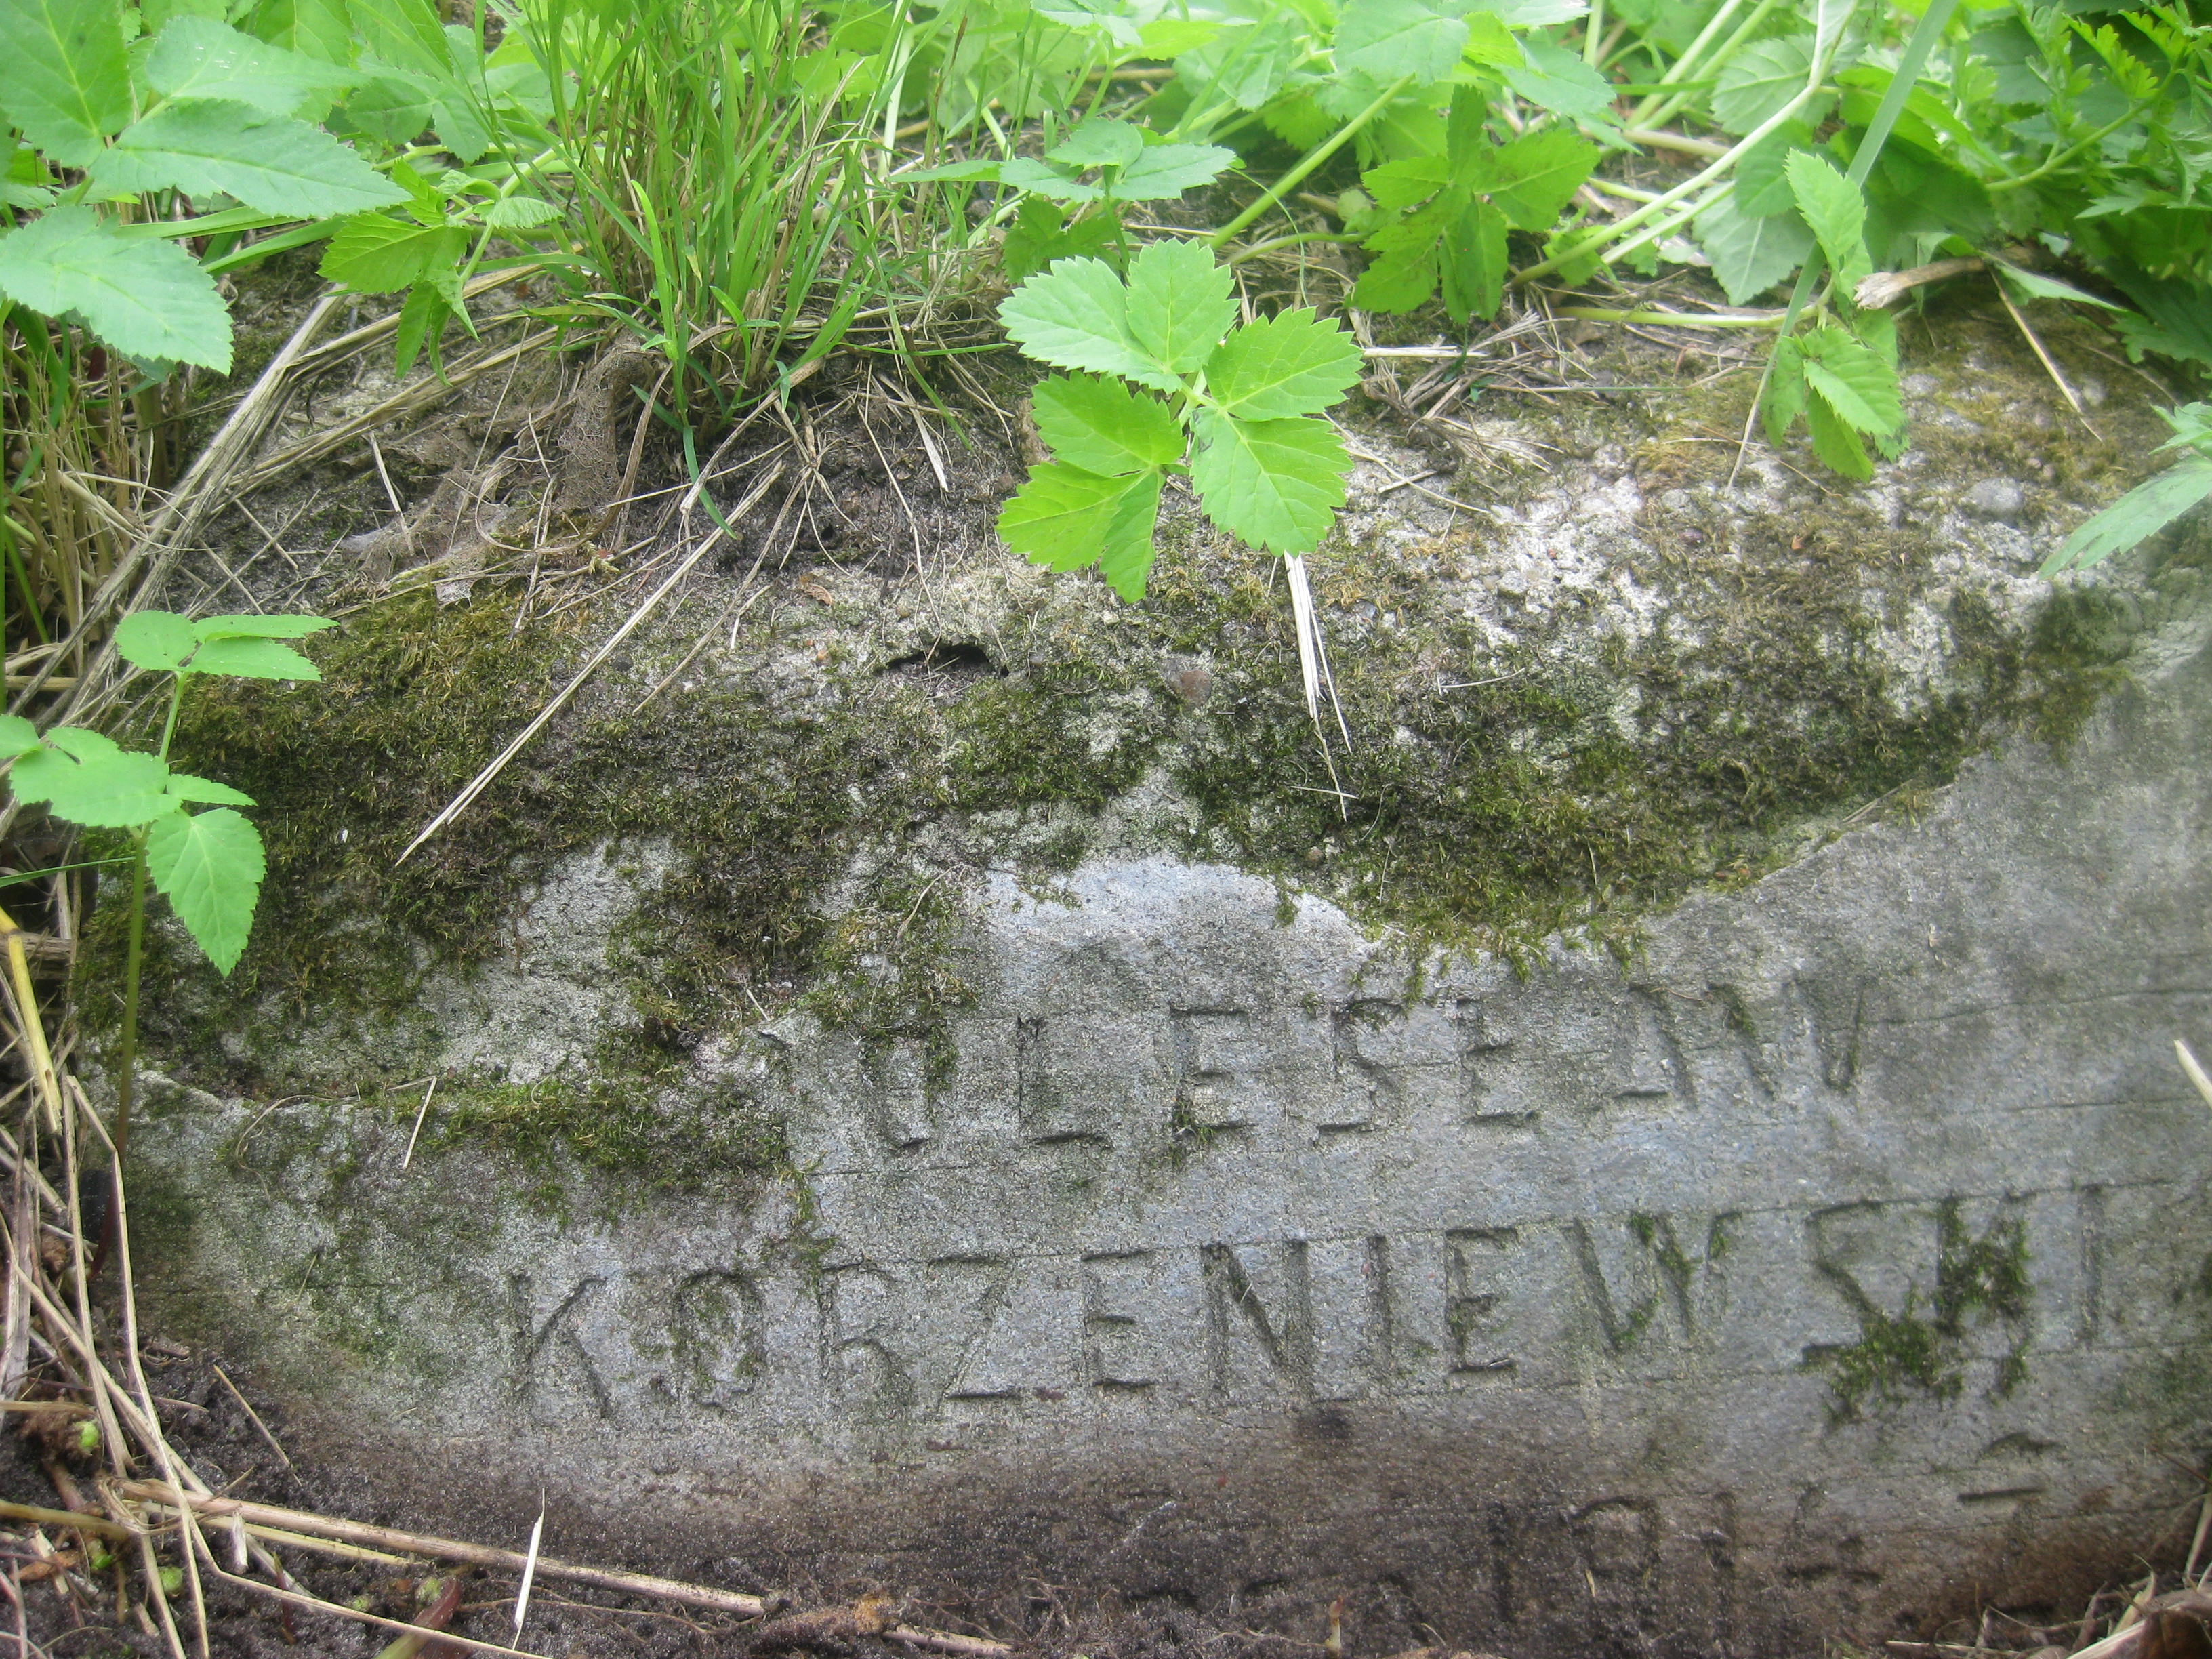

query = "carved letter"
[508,1273,612,1420]
[1202,1242,1313,1397]
[1443,1228,1521,1375]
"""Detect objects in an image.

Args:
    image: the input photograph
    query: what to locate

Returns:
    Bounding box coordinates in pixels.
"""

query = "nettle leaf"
[91,100,407,217]
[1692,192,1812,305]
[197,612,335,639]
[1799,328,1902,435]
[1204,309,1363,419]
[0,0,133,166]
[1189,410,1349,554]
[1803,388,1872,480]
[185,635,321,678]
[1486,127,1599,232]
[147,805,264,975]
[10,737,176,827]
[0,207,231,370]
[0,714,41,758]
[998,462,1166,598]
[1713,35,1820,136]
[1111,142,1235,203]
[2043,455,2212,575]
[166,771,254,805]
[1031,373,1184,474]
[1334,0,1472,87]
[1124,239,1235,382]
[1048,117,1145,169]
[319,212,468,293]
[146,15,359,117]
[1000,256,1174,390]
[1783,150,1870,291]
[116,609,199,671]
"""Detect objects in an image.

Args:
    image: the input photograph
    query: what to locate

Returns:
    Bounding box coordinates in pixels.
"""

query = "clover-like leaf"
[1031,374,1185,474]
[1124,239,1235,382]
[1000,257,1170,390]
[117,610,200,672]
[1204,310,1362,419]
[1189,410,1349,554]
[147,806,264,975]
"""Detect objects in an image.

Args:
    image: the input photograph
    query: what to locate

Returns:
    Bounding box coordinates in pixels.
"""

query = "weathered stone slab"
[136,603,2212,1655]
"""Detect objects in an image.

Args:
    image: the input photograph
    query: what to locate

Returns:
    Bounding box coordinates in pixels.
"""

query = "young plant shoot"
[996,241,1364,598]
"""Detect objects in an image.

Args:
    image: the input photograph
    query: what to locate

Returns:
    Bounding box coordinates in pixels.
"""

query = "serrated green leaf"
[245,0,347,62]
[184,636,319,678]
[1111,142,1235,203]
[91,100,406,218]
[1002,198,1119,283]
[1363,155,1451,211]
[1048,117,1145,169]
[1352,246,1437,312]
[1125,239,1235,382]
[319,212,467,293]
[1000,257,1172,390]
[116,610,199,670]
[1096,472,1165,600]
[1031,373,1184,474]
[390,277,449,377]
[1764,335,1807,446]
[1204,310,1362,419]
[1803,388,1872,480]
[339,73,435,145]
[2043,455,2212,575]
[1485,127,1599,232]
[1713,35,1820,136]
[194,611,335,639]
[1460,11,1523,67]
[9,741,175,826]
[1189,411,1348,554]
[0,0,132,166]
[350,0,448,81]
[1334,0,1470,86]
[1734,121,1817,218]
[1501,38,1616,118]
[0,715,40,758]
[1799,329,1902,435]
[480,193,556,230]
[998,462,1166,594]
[146,16,359,117]
[1000,157,1101,203]
[0,207,231,370]
[1990,260,2125,310]
[1174,14,1300,111]
[1439,199,1507,323]
[1782,149,1870,292]
[1692,192,1813,306]
[166,771,253,804]
[45,726,117,761]
[147,805,263,974]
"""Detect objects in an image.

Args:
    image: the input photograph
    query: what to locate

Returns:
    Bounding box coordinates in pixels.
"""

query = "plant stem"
[1986,99,2162,193]
[112,830,148,1170]
[155,676,181,763]
[1209,74,1414,249]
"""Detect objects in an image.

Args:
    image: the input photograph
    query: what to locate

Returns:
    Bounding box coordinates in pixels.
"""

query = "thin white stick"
[513,1490,545,1635]
[396,464,786,863]
[2180,1041,2212,1110]
[401,1074,439,1169]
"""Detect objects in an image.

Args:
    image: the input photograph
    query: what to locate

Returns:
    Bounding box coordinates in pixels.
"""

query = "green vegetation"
[2043,401,2212,572]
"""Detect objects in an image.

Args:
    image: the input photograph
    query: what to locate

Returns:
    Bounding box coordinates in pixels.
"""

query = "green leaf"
[998,462,1166,594]
[0,0,132,166]
[91,101,407,218]
[1712,35,1820,136]
[1460,11,1523,68]
[183,636,320,678]
[1124,239,1235,383]
[1351,246,1437,312]
[1111,142,1236,203]
[1485,127,1598,232]
[1334,0,1471,87]
[1204,310,1362,419]
[0,207,232,371]
[1803,388,1872,480]
[1764,334,1807,446]
[1047,117,1145,169]
[194,611,335,638]
[1363,155,1452,210]
[1782,150,1870,291]
[146,806,264,975]
[245,0,348,62]
[895,158,1002,184]
[0,714,41,758]
[1031,373,1184,474]
[10,737,176,827]
[2042,455,2212,575]
[166,771,253,805]
[349,0,449,81]
[1692,192,1813,305]
[318,213,467,293]
[1189,410,1349,554]
[339,73,436,145]
[146,16,359,117]
[116,610,199,670]
[1990,260,2125,310]
[480,193,557,230]
[1439,198,1507,323]
[1734,122,1817,218]
[390,278,449,377]
[1096,470,1165,600]
[1000,257,1172,390]
[1501,38,1616,118]
[999,157,1101,203]
[1002,199,1119,284]
[1799,328,1902,435]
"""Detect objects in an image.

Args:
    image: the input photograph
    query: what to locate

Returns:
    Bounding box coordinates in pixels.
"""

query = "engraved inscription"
[1173,1008,1271,1131]
[1328,1000,1458,1135]
[1443,1227,1521,1375]
[508,1273,612,1420]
